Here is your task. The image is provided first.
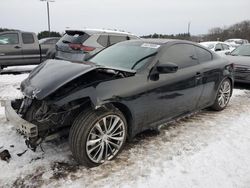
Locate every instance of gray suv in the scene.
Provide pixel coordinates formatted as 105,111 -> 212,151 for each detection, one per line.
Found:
55,29 -> 140,62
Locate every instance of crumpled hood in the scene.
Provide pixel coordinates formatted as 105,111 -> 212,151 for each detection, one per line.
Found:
21,59 -> 97,99
225,55 -> 250,67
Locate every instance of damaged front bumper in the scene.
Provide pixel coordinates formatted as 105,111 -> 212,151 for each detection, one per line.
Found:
1,100 -> 38,138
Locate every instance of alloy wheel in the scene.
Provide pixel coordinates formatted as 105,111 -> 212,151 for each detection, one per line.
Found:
217,80 -> 231,108
86,115 -> 126,164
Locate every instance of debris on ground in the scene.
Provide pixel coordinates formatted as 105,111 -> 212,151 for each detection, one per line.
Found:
17,149 -> 27,157
0,150 -> 11,162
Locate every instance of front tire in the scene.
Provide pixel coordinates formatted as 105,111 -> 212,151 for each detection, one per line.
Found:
211,78 -> 232,111
69,107 -> 127,167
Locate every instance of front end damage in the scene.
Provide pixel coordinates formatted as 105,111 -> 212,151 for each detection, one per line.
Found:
4,97 -> 86,151
3,59 -> 135,151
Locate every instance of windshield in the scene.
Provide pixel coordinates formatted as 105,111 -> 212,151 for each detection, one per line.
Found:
200,43 -> 214,50
231,45 -> 250,56
90,42 -> 159,70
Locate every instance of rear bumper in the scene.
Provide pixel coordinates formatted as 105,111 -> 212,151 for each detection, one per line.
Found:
1,100 -> 38,138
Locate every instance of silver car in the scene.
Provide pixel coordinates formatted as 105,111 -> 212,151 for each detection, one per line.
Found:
55,29 -> 140,62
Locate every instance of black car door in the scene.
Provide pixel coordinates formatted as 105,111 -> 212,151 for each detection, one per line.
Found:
141,43 -> 204,126
194,46 -> 220,108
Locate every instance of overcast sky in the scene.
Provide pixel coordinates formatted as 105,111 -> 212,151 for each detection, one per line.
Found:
1,0 -> 250,36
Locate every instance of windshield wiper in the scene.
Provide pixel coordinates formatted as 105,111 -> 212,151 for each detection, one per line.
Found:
131,52 -> 158,70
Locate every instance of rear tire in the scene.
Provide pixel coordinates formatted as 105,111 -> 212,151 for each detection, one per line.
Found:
69,107 -> 127,167
211,78 -> 232,111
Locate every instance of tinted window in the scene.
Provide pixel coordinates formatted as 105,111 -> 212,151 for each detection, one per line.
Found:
22,33 -> 34,44
109,35 -> 128,45
0,33 -> 19,45
222,44 -> 230,50
160,44 -> 198,69
195,46 -> 212,63
97,35 -> 108,47
215,43 -> 223,51
59,32 -> 89,44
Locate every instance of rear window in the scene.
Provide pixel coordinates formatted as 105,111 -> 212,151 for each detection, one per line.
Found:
97,35 -> 109,47
109,35 -> 128,45
22,33 -> 34,44
60,31 -> 90,44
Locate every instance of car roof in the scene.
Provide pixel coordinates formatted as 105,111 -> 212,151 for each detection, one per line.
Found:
66,28 -> 137,36
137,38 -> 198,45
200,41 -> 228,44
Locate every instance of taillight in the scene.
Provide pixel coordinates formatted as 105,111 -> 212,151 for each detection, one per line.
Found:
69,43 -> 96,52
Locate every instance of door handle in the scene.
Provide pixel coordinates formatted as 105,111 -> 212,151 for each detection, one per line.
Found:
14,46 -> 21,49
0,53 -> 5,56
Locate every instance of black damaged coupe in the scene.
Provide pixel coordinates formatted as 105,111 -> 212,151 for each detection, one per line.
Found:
5,39 -> 234,167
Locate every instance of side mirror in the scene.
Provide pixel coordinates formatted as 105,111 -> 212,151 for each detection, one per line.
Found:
225,51 -> 231,55
156,62 -> 178,74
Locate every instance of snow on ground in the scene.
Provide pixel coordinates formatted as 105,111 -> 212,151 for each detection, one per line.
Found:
1,65 -> 37,74
0,73 -> 250,188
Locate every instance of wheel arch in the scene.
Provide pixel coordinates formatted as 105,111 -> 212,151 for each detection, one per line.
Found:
105,102 -> 134,139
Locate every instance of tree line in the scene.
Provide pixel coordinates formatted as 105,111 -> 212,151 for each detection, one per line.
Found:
203,20 -> 250,42
1,20 -> 250,41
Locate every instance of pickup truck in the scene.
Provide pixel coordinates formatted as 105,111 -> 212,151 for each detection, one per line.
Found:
0,31 -> 54,72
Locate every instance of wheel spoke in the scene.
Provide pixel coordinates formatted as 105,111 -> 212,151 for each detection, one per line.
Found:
110,123 -> 123,135
108,136 -> 124,141
95,123 -> 104,134
107,117 -> 120,134
96,142 -> 105,162
108,140 -> 120,149
87,138 -> 102,146
88,142 -> 102,154
103,117 -> 107,132
110,130 -> 124,137
105,142 -> 108,160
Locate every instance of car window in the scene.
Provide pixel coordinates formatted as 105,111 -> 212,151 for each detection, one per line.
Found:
231,45 -> 250,56
109,35 -> 128,45
195,46 -> 212,63
159,44 -> 198,69
22,33 -> 34,44
129,36 -> 139,40
90,41 -> 158,70
97,35 -> 109,47
0,33 -> 19,45
222,44 -> 230,50
215,43 -> 223,51
59,32 -> 90,44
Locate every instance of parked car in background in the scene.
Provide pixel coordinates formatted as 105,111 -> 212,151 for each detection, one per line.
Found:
39,37 -> 60,51
200,41 -> 234,56
0,31 -> 52,72
4,39 -> 234,167
55,29 -> 140,62
225,44 -> 250,83
224,38 -> 249,48
39,37 -> 61,59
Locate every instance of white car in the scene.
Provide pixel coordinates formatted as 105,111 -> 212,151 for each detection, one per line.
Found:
224,38 -> 249,48
200,41 -> 234,56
